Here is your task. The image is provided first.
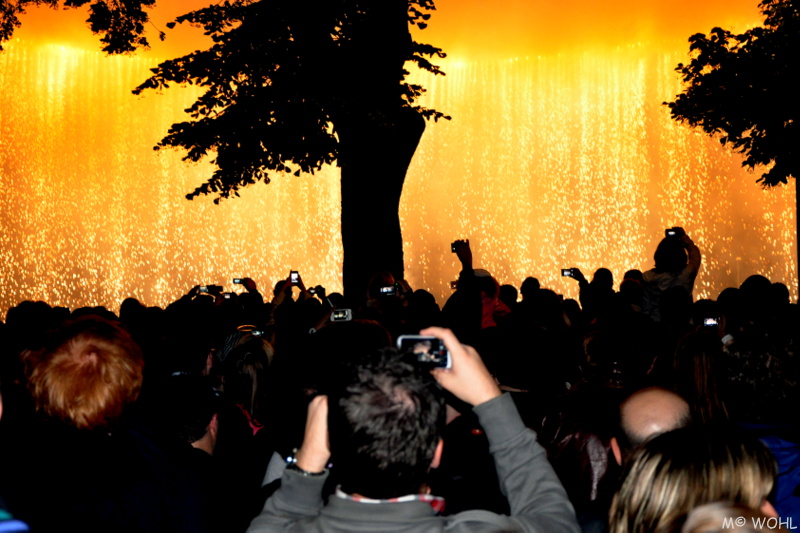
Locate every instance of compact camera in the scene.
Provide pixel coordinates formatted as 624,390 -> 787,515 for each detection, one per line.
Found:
396,335 -> 452,369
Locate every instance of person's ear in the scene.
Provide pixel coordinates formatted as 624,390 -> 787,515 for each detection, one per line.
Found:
430,439 -> 444,469
610,437 -> 622,466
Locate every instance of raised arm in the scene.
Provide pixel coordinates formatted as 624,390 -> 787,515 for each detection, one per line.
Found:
424,327 -> 581,533
246,396 -> 330,532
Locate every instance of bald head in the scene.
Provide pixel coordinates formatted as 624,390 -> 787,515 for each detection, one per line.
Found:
615,387 -> 690,463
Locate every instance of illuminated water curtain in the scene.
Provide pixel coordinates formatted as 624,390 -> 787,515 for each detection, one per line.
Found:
0,43 -> 796,313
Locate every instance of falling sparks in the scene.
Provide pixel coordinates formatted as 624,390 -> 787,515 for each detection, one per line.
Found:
0,40 -> 796,317
401,49 -> 797,303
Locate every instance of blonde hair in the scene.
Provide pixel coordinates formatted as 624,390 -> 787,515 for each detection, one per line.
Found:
682,502 -> 780,533
610,427 -> 775,533
28,316 -> 144,430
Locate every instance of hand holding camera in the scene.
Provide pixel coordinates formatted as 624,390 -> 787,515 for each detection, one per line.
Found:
233,277 -> 258,292
197,284 -> 223,296
289,270 -> 307,293
665,226 -> 686,239
420,327 -> 501,407
397,335 -> 451,369
309,285 -> 326,298
451,239 -> 473,269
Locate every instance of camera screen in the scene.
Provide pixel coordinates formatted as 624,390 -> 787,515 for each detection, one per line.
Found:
561,269 -> 573,277
396,336 -> 451,369
331,309 -> 352,322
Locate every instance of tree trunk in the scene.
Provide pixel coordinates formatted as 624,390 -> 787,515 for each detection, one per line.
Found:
338,106 -> 426,303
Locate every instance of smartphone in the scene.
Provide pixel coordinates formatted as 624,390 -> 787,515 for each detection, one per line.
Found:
396,335 -> 452,369
331,308 -> 353,322
233,278 -> 244,284
561,268 -> 574,278
290,271 -> 299,285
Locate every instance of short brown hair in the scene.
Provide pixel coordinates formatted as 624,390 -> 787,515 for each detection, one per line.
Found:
27,316 -> 144,430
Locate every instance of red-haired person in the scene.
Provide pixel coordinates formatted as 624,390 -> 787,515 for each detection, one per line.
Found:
12,315 -> 214,532
27,315 -> 144,430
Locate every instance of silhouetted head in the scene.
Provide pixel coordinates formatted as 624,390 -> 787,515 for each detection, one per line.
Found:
619,278 -> 644,309
367,271 -> 396,301
304,319 -> 393,393
769,282 -> 790,307
531,289 -> 565,330
520,277 -> 540,300
405,290 -> 442,332
119,298 -> 146,323
654,237 -> 688,273
591,268 -> 614,291
623,269 -> 644,283
157,373 -> 221,448
499,284 -> 518,309
740,274 -> 771,294
473,269 -> 499,299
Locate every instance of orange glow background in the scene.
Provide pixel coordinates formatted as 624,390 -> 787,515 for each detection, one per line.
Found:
8,0 -> 764,65
0,0 -> 795,314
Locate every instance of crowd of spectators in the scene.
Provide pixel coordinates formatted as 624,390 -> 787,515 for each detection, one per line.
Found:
0,227 -> 797,532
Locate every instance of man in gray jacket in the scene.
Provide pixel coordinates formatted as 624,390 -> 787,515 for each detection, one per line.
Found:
247,327 -> 580,533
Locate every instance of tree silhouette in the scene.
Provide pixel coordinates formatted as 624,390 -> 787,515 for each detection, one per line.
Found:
666,0 -> 798,291
2,0 -> 448,299
0,0 -> 158,53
